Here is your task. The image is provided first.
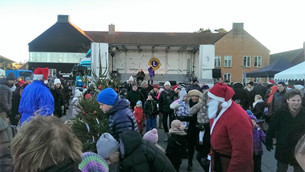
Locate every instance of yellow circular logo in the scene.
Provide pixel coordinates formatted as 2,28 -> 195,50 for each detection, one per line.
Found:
148,57 -> 161,70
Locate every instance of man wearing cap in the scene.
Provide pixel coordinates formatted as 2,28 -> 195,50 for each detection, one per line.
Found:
186,78 -> 202,93
159,81 -> 175,141
207,82 -> 253,172
19,68 -> 54,125
97,88 -> 138,140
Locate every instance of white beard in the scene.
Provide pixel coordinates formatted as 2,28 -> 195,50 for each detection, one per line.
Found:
207,99 -> 220,119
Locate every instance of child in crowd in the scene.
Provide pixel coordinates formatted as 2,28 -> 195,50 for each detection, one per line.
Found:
97,132 -> 176,172
144,93 -> 158,132
166,120 -> 187,172
170,88 -> 190,130
252,95 -> 268,120
71,89 -> 82,118
246,110 -> 266,172
79,152 -> 109,172
133,100 -> 144,135
143,128 -> 165,152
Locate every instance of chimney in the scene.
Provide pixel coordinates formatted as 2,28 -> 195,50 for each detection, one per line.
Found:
232,23 -> 244,32
57,15 -> 69,23
108,24 -> 115,35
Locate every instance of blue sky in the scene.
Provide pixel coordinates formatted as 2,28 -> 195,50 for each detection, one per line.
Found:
0,0 -> 304,62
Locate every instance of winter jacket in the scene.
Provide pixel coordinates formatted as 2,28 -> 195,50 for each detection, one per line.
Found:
266,107 -> 305,165
133,107 -> 144,123
71,97 -> 81,118
149,90 -> 159,103
210,102 -> 253,172
119,131 -> 176,172
271,90 -> 286,115
0,116 -> 13,172
107,96 -> 138,140
126,90 -> 144,110
159,89 -> 175,113
253,126 -> 266,155
252,100 -> 268,119
252,84 -> 267,100
245,87 -> 254,109
232,82 -> 248,109
166,133 -> 188,159
148,67 -> 155,77
136,71 -> 145,80
0,79 -> 12,113
140,85 -> 153,100
51,86 -> 65,117
189,91 -> 209,129
143,99 -> 158,118
19,80 -> 54,125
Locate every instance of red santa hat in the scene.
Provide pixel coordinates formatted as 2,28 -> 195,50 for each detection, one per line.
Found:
268,80 -> 275,85
172,85 -> 179,91
33,68 -> 49,81
208,83 -> 235,108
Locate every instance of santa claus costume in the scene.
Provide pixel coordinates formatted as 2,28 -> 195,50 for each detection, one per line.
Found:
19,68 -> 54,125
208,83 -> 253,172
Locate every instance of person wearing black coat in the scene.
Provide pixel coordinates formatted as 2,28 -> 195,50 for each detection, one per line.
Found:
232,82 -> 248,109
97,131 -> 176,172
166,120 -> 188,172
126,84 -> 145,110
120,130 -> 176,172
159,81 -> 175,138
266,89 -> 305,171
253,82 -> 267,101
51,79 -> 65,117
143,93 -> 158,132
140,80 -> 153,100
136,69 -> 145,84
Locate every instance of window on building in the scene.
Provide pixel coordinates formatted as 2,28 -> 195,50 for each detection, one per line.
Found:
29,52 -> 85,63
242,73 -> 251,85
214,56 -> 221,67
254,56 -> 262,67
49,69 -> 57,77
224,73 -> 231,83
243,56 -> 251,67
224,56 -> 232,67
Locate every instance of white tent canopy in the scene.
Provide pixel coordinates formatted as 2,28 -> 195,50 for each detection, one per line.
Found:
274,61 -> 305,81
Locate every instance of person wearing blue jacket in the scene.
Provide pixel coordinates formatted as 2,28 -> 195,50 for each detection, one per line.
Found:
97,88 -> 138,140
18,68 -> 54,125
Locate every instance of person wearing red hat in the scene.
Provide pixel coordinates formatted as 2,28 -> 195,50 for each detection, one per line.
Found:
207,82 -> 253,172
19,68 -> 54,125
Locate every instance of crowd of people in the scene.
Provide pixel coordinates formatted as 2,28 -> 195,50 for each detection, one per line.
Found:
3,66 -> 305,172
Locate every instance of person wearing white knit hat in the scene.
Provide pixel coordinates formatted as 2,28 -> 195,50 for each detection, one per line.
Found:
207,82 -> 253,171
51,78 -> 65,118
159,81 -> 175,141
